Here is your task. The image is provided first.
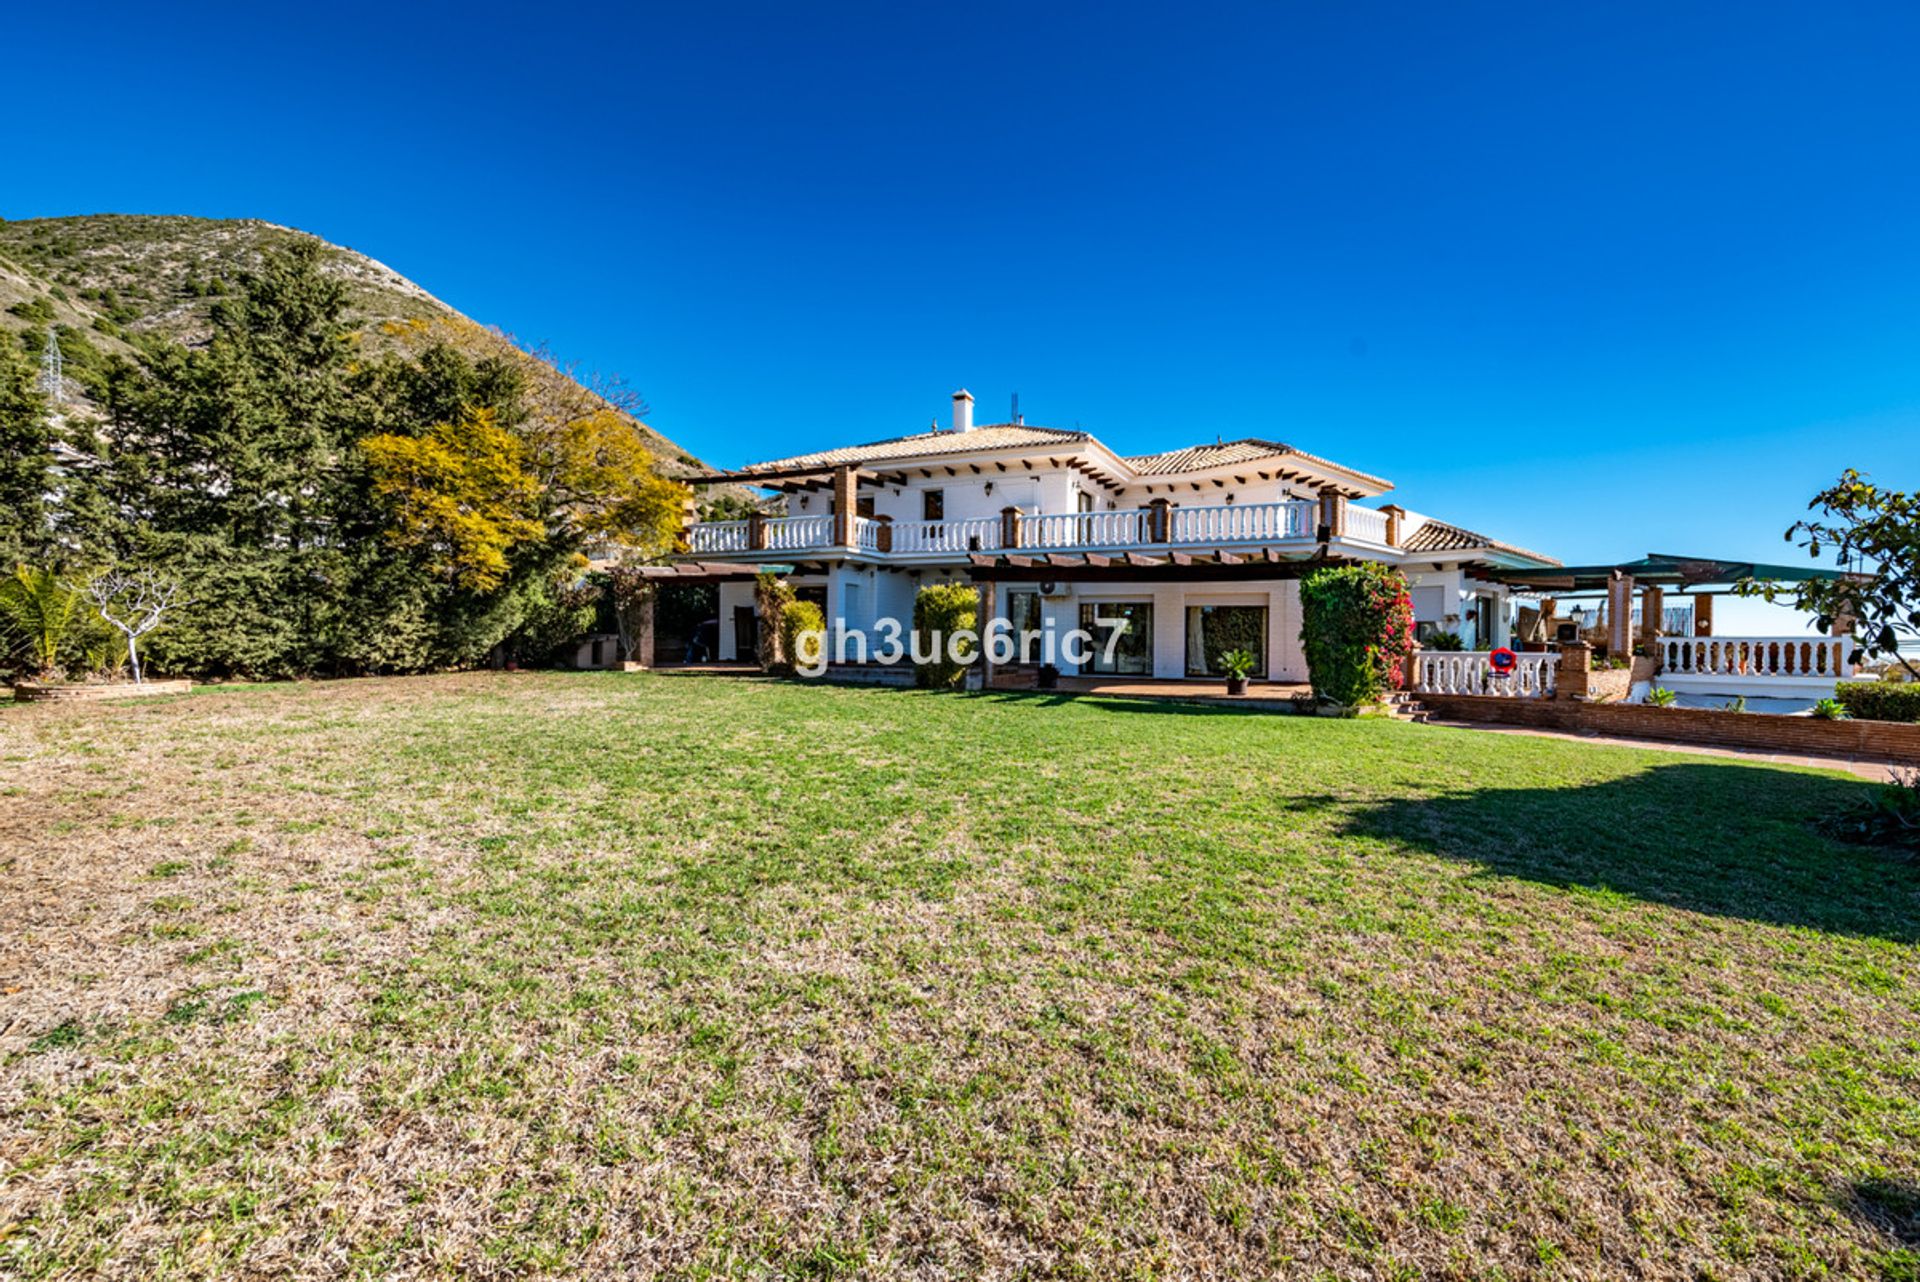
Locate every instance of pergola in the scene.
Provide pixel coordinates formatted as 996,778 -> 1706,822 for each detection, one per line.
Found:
615,562 -> 774,667
1481,553 -> 1864,653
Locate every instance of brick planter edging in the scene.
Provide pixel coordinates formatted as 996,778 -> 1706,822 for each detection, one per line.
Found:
1418,694 -> 1920,766
12,679 -> 194,703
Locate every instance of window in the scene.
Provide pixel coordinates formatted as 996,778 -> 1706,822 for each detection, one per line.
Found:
922,489 -> 944,520
1079,602 -> 1152,675
1185,605 -> 1267,678
1076,490 -> 1094,513
856,494 -> 875,519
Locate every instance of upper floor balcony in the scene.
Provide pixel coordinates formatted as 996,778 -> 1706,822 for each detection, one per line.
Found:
682,496 -> 1399,562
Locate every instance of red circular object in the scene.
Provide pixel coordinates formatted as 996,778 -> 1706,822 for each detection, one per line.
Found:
1489,646 -> 1519,673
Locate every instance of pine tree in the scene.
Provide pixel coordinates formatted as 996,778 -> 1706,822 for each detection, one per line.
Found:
0,343 -> 52,565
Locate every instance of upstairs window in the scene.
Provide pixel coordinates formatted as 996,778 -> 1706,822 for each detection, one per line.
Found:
856,494 -> 875,519
922,489 -> 944,521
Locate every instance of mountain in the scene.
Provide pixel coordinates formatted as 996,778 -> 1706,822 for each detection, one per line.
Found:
0,213 -> 713,477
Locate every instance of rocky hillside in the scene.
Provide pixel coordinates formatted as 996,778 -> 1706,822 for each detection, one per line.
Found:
0,214 -> 711,476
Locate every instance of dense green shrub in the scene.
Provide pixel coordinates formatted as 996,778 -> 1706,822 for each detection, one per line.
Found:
1836,681 -> 1920,723
780,599 -> 827,674
1299,562 -> 1415,707
1423,630 -> 1466,651
7,297 -> 55,325
912,582 -> 977,689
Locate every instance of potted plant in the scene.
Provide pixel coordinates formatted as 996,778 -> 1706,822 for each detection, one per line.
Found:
1217,648 -> 1257,696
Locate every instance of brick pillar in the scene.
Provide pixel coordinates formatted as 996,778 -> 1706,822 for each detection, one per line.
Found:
1380,503 -> 1404,548
1146,498 -> 1171,542
874,514 -> 892,553
1607,571 -> 1634,655
1318,490 -> 1347,540
1000,506 -> 1023,549
626,585 -> 655,670
832,465 -> 858,548
1831,606 -> 1855,636
1693,593 -> 1714,636
747,510 -> 768,551
1556,640 -> 1593,701
1640,585 -> 1665,649
676,496 -> 698,554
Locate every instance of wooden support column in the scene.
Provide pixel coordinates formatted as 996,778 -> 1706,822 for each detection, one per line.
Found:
974,579 -> 997,690
1000,506 -> 1023,550
831,465 -> 858,548
874,514 -> 893,553
1692,592 -> 1714,636
1606,571 -> 1634,655
747,510 -> 768,551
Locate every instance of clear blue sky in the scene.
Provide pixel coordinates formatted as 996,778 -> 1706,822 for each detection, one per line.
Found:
9,2 -> 1917,629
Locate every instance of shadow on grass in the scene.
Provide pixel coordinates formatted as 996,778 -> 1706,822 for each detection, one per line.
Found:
1845,1179 -> 1920,1249
1312,761 -> 1920,942
972,690 -> 1281,716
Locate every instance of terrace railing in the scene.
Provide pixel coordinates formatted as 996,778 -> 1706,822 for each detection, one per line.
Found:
687,519 -> 750,554
887,517 -> 1002,555
1660,636 -> 1853,681
1168,500 -> 1317,544
685,498 -> 1398,558
1412,649 -> 1557,698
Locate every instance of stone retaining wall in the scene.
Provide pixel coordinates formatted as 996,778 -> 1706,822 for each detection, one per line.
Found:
1419,694 -> 1920,766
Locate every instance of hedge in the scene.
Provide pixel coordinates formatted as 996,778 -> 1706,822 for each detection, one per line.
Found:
912,582 -> 977,689
1836,681 -> 1920,723
1299,562 -> 1415,708
780,599 -> 827,675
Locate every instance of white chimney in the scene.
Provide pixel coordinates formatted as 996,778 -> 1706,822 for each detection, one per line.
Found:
951,388 -> 974,434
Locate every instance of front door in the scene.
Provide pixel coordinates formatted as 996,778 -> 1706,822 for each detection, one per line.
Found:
733,606 -> 758,662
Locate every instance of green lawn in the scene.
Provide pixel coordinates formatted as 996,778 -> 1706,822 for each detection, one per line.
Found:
2,672 -> 1917,1279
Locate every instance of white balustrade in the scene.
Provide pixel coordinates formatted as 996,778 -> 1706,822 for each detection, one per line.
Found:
683,495 -> 1389,558
686,519 -> 749,554
762,514 -> 833,551
1342,505 -> 1390,545
1168,500 -> 1316,544
1412,649 -> 1558,698
1023,509 -> 1152,548
1660,636 -> 1853,680
888,517 -> 1001,555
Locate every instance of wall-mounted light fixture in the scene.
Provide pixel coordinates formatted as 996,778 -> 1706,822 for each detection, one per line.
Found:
983,481 -> 994,495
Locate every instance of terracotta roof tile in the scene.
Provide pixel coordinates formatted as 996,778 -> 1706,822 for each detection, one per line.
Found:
1123,438 -> 1391,488
1402,518 -> 1559,565
724,424 -> 1087,476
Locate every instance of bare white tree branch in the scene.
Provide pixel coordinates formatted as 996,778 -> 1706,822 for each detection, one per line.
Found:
79,569 -> 182,684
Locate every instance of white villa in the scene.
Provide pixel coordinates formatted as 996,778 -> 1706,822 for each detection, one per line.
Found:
672,389 -> 1560,683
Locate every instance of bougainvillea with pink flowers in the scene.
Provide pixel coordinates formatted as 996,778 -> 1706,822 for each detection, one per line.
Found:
1299,562 -> 1417,707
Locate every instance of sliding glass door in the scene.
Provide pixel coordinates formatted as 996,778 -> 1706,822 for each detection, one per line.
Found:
1078,602 -> 1152,675
1185,605 -> 1268,678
